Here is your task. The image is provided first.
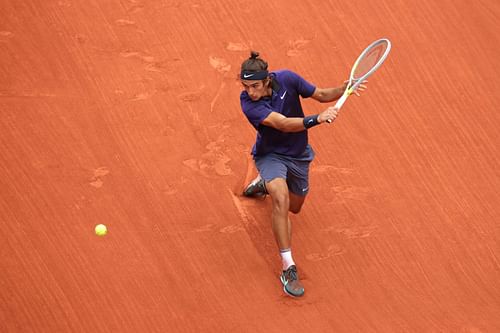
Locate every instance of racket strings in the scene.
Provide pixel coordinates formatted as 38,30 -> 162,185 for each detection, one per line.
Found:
353,43 -> 389,80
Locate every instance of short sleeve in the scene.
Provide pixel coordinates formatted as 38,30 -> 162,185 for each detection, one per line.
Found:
240,92 -> 273,129
285,71 -> 316,98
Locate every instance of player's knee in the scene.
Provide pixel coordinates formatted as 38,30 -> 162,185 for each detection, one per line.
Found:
271,191 -> 289,212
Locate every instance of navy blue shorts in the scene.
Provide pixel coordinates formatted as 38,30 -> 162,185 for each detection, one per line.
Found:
254,145 -> 315,196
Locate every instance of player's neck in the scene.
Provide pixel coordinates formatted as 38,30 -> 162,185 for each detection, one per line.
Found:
266,85 -> 273,97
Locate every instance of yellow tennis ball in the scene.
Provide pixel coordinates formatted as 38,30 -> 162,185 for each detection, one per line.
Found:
95,224 -> 107,236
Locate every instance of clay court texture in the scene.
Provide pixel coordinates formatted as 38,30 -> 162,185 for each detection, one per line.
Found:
1,0 -> 499,332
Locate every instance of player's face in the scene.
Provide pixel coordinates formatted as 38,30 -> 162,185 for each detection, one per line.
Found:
241,79 -> 269,100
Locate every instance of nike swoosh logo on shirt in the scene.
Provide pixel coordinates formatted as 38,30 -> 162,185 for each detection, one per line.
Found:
280,91 -> 287,99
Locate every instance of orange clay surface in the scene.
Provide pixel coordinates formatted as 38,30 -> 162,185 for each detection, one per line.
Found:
1,1 -> 499,332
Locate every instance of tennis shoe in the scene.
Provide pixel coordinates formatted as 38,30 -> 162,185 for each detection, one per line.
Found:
243,178 -> 268,197
280,265 -> 304,297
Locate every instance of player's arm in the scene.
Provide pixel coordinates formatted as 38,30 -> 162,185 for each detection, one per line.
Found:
262,109 -> 338,132
311,81 -> 367,103
310,84 -> 347,103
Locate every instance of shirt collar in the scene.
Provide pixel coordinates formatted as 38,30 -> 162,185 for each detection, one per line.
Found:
270,73 -> 280,93
269,73 -> 281,98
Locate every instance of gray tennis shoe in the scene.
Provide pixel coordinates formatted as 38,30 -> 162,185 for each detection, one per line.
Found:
280,265 -> 305,297
243,178 -> 268,197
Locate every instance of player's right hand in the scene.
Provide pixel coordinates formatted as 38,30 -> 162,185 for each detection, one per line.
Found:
319,106 -> 339,123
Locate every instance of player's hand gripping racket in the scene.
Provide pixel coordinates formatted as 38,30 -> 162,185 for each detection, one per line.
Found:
327,38 -> 391,123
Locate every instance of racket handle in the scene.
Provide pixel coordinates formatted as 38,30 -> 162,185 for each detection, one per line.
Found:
326,93 -> 349,123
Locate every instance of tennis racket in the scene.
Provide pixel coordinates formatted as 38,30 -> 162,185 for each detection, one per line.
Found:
327,38 -> 391,123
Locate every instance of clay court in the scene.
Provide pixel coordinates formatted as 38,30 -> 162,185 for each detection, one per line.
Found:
1,0 -> 499,332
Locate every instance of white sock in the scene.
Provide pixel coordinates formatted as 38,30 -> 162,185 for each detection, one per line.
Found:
280,248 -> 295,271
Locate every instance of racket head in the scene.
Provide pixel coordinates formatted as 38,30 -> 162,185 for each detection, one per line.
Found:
327,39 -> 391,123
350,38 -> 391,83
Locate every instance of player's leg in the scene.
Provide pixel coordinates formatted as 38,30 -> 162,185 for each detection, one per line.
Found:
289,192 -> 306,214
254,154 -> 305,297
286,194 -> 304,257
265,178 -> 291,249
275,147 -> 314,297
266,178 -> 304,297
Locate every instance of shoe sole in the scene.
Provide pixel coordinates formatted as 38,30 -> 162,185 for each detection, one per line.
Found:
243,190 -> 267,197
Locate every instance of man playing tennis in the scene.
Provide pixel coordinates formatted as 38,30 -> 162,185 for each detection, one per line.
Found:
239,51 -> 366,297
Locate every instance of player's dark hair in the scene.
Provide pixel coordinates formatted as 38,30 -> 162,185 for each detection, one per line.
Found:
241,51 -> 268,72
240,51 -> 270,84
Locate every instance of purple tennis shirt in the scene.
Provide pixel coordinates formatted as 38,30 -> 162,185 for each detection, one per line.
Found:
240,70 -> 316,157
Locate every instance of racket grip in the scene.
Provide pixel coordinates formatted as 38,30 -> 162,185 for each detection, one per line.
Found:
326,93 -> 348,123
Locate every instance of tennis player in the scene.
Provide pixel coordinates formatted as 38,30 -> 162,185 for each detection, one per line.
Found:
239,51 -> 366,297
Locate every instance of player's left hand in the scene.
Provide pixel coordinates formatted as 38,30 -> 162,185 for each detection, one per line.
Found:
352,80 -> 368,96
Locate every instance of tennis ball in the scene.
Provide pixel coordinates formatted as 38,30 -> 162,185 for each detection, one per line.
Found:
95,224 -> 107,236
